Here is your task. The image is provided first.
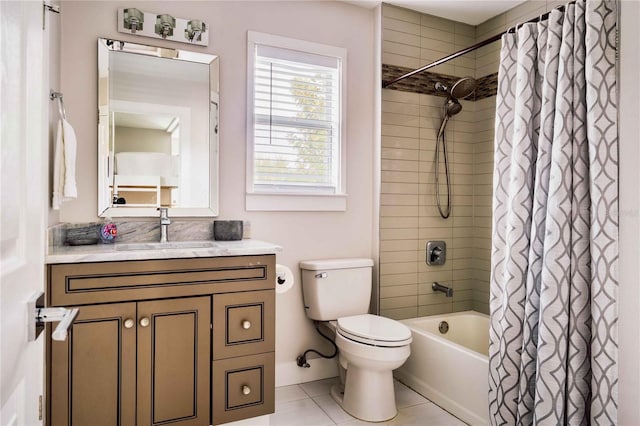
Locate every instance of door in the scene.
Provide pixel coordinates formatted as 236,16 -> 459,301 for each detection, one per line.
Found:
137,297 -> 211,426
48,303 -> 137,426
0,1 -> 47,425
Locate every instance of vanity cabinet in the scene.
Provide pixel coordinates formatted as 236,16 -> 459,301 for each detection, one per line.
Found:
47,255 -> 275,426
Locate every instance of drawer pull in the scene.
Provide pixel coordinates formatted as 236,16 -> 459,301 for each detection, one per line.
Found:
242,320 -> 251,330
242,385 -> 251,395
139,317 -> 150,328
124,319 -> 135,329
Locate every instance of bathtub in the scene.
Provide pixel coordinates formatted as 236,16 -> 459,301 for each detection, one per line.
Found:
395,311 -> 489,425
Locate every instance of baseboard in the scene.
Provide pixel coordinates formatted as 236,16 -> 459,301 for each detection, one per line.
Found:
275,358 -> 339,387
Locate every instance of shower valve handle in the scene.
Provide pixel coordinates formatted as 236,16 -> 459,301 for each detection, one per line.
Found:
426,241 -> 446,266
431,247 -> 442,262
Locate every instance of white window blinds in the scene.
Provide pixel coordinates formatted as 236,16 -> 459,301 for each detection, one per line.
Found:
252,44 -> 342,194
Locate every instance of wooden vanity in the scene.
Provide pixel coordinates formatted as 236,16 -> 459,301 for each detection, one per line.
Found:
46,252 -> 276,426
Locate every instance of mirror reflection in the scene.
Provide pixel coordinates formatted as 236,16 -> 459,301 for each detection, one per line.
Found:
98,38 -> 219,217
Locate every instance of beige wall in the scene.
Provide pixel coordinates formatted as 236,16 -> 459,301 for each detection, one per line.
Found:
58,0 -> 376,385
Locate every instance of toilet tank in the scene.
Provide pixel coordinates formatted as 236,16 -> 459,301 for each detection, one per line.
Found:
299,258 -> 374,321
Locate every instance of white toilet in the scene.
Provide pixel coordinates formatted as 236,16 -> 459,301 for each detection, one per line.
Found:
299,258 -> 412,422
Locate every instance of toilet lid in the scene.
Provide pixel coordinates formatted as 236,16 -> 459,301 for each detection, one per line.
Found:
337,314 -> 412,347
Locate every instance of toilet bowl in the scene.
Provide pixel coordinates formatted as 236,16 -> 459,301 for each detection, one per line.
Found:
299,259 -> 413,422
329,314 -> 412,422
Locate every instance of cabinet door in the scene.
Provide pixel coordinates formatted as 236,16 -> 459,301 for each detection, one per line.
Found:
49,302 -> 137,426
137,297 -> 211,426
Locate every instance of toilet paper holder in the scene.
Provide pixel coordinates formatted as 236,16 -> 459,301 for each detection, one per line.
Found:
275,264 -> 295,294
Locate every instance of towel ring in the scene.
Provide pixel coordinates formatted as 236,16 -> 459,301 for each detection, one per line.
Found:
49,90 -> 67,120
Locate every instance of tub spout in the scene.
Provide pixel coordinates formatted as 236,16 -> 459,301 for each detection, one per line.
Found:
432,282 -> 453,297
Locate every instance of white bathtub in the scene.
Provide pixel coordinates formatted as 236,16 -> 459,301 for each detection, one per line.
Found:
395,311 -> 489,425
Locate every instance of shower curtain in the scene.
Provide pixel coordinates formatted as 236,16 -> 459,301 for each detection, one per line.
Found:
488,1 -> 618,425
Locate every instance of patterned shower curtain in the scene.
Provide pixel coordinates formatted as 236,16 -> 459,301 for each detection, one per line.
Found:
488,1 -> 618,425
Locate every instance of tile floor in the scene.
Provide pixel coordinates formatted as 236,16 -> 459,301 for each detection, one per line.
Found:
222,377 -> 466,426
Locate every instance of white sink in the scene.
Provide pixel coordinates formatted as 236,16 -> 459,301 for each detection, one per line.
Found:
115,241 -> 218,251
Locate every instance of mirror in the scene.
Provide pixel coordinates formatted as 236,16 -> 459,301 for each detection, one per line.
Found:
97,38 -> 219,217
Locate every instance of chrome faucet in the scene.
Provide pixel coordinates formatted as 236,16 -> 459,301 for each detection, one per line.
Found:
432,282 -> 453,297
158,207 -> 171,243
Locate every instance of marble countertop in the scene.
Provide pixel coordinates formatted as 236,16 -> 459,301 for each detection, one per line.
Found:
46,239 -> 282,264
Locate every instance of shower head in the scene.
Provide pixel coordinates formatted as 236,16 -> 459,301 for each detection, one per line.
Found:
434,77 -> 477,100
434,78 -> 475,221
450,77 -> 477,99
436,98 -> 462,140
445,98 -> 462,117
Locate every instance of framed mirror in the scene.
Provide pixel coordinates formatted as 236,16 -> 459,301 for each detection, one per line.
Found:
97,37 -> 219,217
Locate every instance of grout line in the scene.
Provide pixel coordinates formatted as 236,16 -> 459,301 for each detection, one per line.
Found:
308,396 -> 340,426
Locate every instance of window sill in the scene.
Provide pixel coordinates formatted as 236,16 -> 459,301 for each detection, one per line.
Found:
245,192 -> 347,212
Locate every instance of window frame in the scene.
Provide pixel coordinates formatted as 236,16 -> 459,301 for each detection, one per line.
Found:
246,31 -> 347,211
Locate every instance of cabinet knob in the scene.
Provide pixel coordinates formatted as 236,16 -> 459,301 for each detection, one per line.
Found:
242,320 -> 251,330
139,317 -> 150,328
242,385 -> 251,395
124,319 -> 135,329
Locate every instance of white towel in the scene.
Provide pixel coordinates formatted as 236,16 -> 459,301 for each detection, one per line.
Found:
52,119 -> 78,209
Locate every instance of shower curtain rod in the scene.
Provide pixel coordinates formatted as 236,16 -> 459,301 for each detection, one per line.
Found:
382,2 -> 573,89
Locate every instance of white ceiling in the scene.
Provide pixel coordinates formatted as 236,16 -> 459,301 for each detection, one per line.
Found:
387,0 -> 527,25
345,0 -> 528,26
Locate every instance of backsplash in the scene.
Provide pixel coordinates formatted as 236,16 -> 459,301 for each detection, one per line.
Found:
49,220 -> 226,248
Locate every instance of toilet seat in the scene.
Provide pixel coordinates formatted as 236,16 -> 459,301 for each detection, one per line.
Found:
337,314 -> 412,347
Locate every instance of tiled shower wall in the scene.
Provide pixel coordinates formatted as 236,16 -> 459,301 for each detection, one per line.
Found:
380,4 -> 478,319
380,0 -> 566,319
380,1 -> 567,319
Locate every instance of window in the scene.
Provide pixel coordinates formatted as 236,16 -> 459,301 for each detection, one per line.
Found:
247,32 -> 347,211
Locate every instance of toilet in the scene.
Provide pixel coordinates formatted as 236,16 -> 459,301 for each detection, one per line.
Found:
299,258 -> 412,422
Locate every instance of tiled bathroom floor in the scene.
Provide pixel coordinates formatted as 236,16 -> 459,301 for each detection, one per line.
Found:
222,377 -> 466,426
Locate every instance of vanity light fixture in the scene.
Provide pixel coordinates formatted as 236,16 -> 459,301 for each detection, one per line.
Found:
117,8 -> 209,46
185,20 -> 206,43
155,14 -> 176,39
123,8 -> 144,33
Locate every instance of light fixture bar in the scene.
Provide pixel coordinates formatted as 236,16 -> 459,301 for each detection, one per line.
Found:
117,8 -> 209,47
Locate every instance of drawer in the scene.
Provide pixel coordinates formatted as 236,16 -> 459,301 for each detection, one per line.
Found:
212,352 -> 275,425
213,290 -> 275,360
48,255 -> 275,306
